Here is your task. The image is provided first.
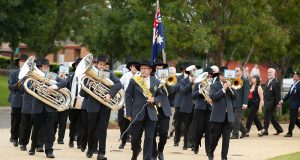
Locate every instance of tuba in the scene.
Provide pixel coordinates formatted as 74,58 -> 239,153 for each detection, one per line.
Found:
75,54 -> 125,110
18,56 -> 72,112
195,72 -> 212,105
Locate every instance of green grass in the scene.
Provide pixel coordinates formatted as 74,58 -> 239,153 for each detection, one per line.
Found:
269,152 -> 300,160
0,75 -> 10,106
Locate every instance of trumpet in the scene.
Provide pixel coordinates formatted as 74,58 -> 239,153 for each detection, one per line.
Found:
223,69 -> 244,95
155,68 -> 177,97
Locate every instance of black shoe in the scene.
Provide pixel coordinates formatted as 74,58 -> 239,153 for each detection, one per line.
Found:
182,145 -> 188,150
208,154 -> 214,160
97,154 -> 107,160
131,150 -> 140,160
188,143 -> 193,148
12,139 -> 18,147
20,145 -> 27,151
77,145 -> 81,149
81,147 -> 86,152
46,152 -> 55,158
230,135 -> 239,139
86,149 -> 93,158
258,130 -> 268,137
174,142 -> 179,146
57,140 -> 64,144
273,130 -> 283,135
29,148 -> 35,155
193,147 -> 199,154
240,133 -> 249,138
158,152 -> 164,160
284,133 -> 292,137
36,147 -> 44,152
169,130 -> 174,137
118,143 -> 125,149
69,141 -> 74,148
94,149 -> 99,154
9,137 -> 13,142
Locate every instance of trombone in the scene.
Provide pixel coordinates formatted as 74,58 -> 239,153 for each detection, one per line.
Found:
223,69 -> 243,95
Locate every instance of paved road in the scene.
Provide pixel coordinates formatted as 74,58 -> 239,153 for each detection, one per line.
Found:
0,108 -> 299,160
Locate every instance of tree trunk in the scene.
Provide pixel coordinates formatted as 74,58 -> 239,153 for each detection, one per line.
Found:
242,45 -> 255,67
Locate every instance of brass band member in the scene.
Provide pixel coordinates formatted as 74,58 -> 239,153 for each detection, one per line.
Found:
8,54 -> 28,146
125,60 -> 161,160
152,59 -> 172,160
28,58 -> 67,158
80,55 -> 122,160
208,67 -> 237,160
118,61 -> 140,149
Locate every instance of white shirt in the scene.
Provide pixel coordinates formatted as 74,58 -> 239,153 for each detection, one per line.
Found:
120,71 -> 138,91
143,77 -> 150,89
290,80 -> 299,93
267,78 -> 275,86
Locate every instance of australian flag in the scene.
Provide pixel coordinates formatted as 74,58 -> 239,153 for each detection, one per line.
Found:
151,2 -> 165,65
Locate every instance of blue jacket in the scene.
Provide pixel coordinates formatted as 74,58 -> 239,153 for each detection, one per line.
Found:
209,81 -> 237,123
173,75 -> 184,108
8,69 -> 23,109
283,81 -> 300,109
179,77 -> 194,113
125,76 -> 161,121
192,82 -> 211,110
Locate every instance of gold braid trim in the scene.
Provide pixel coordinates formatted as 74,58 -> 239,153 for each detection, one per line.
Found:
133,76 -> 158,114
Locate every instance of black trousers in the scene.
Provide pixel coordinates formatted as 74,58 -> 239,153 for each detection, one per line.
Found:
11,108 -> 21,141
69,109 -> 81,144
209,115 -> 232,159
19,113 -> 32,146
232,108 -> 248,136
246,100 -> 263,131
30,111 -> 56,154
87,107 -> 111,155
118,107 -> 130,145
152,109 -> 170,157
54,110 -> 69,142
78,109 -> 88,149
131,112 -> 156,160
263,107 -> 283,132
174,111 -> 193,146
193,109 -> 211,154
288,108 -> 300,134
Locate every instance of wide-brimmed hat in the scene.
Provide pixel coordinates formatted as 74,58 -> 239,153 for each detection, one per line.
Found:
219,66 -> 228,76
153,59 -> 168,69
137,60 -> 155,72
96,55 -> 110,65
126,61 -> 140,70
39,58 -> 50,66
210,65 -> 219,74
15,54 -> 29,65
72,57 -> 82,68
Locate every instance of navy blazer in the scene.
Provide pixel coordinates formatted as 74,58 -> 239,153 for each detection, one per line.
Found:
31,77 -> 68,114
81,71 -> 122,113
283,81 -> 300,109
233,77 -> 250,108
264,79 -> 281,108
8,69 -> 23,109
179,77 -> 194,113
125,76 -> 161,121
192,82 -> 211,110
19,77 -> 33,114
209,81 -> 237,123
159,87 -> 172,117
173,75 -> 184,108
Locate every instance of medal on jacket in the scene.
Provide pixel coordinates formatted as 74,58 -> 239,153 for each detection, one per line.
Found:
270,86 -> 272,90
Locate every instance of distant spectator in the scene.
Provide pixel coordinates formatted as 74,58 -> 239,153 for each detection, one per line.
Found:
250,64 -> 260,77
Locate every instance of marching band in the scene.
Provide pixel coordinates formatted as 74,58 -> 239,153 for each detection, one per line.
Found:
7,53 -> 300,160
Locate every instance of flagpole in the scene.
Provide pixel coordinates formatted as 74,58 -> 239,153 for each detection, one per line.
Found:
156,0 -> 167,64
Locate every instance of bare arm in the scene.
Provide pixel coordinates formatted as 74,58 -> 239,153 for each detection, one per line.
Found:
258,86 -> 264,112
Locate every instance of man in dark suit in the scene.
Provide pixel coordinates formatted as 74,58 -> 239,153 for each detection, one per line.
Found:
126,60 -> 161,160
231,66 -> 250,139
152,60 -> 172,160
8,54 -> 28,147
279,71 -> 300,137
192,68 -> 213,155
208,68 -> 237,160
173,67 -> 187,146
28,58 -> 67,158
174,65 -> 195,150
80,55 -> 122,160
259,68 -> 283,136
